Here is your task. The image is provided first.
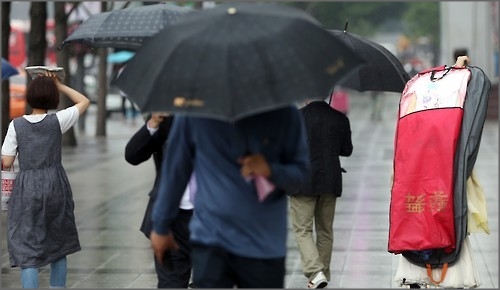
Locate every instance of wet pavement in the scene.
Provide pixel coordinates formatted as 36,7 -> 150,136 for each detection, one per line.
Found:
1,92 -> 498,288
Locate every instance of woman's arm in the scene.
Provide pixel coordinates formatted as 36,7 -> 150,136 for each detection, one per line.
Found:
49,72 -> 90,115
1,122 -> 17,170
1,156 -> 15,170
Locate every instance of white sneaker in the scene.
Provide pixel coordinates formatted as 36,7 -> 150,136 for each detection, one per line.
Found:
308,271 -> 328,289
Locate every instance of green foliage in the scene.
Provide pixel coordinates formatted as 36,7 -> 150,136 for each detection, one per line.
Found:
286,2 -> 410,36
403,2 -> 440,41
286,2 -> 439,40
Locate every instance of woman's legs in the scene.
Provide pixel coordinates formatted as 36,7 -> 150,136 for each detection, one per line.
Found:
49,256 -> 67,288
21,267 -> 39,288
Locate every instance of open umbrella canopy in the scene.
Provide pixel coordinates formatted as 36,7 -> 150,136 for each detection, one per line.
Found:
330,29 -> 410,93
2,58 -> 19,81
59,3 -> 194,50
114,2 -> 365,121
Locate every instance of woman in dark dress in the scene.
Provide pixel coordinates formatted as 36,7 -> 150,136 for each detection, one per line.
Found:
1,72 -> 90,288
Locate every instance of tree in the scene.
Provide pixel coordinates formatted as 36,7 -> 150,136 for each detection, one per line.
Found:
1,2 -> 11,142
287,2 -> 409,36
95,1 -> 108,137
23,2 -> 47,126
64,2 -> 98,134
55,2 -> 78,146
403,2 -> 440,40
403,2 -> 440,66
27,3 -> 47,86
59,2 -> 108,137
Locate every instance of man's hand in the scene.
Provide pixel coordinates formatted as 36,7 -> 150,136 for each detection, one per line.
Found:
147,112 -> 169,129
239,153 -> 271,178
150,231 -> 179,265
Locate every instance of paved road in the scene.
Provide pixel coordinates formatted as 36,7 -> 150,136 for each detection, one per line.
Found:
1,92 -> 498,288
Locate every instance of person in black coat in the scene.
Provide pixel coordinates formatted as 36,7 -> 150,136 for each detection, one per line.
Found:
125,113 -> 193,288
289,100 -> 353,289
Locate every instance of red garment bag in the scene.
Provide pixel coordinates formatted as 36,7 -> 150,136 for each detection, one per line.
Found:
389,66 -> 470,254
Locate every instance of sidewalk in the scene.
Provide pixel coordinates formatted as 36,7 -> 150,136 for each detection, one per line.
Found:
1,93 -> 498,288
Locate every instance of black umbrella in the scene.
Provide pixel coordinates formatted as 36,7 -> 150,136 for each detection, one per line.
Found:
113,2 -> 365,121
330,29 -> 410,93
59,3 -> 193,50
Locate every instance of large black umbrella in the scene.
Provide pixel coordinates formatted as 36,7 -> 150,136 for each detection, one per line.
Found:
113,2 -> 365,121
59,3 -> 193,50
330,29 -> 410,93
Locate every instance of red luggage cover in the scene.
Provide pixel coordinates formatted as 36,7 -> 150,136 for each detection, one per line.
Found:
389,67 -> 470,254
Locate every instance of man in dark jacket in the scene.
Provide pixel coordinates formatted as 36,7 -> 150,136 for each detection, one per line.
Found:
125,113 -> 194,288
289,99 -> 353,289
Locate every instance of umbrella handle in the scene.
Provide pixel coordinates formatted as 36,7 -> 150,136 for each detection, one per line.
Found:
343,20 -> 349,32
328,88 -> 334,105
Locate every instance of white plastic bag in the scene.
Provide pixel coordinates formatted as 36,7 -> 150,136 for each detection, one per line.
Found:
394,236 -> 481,288
1,169 -> 17,211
